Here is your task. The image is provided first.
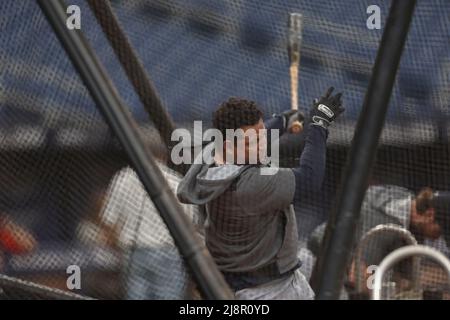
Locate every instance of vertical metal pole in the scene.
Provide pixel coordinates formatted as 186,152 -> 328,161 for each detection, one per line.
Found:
314,0 -> 416,299
37,0 -> 233,299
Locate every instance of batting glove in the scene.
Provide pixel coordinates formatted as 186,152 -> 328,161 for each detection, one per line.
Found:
310,87 -> 345,129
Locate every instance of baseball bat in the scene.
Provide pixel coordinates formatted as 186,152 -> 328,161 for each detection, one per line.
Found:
288,13 -> 304,134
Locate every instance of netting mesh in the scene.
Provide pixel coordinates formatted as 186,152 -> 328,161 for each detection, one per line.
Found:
1,0 -> 450,299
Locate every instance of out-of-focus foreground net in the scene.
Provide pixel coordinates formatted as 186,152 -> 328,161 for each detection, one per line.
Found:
0,0 -> 450,299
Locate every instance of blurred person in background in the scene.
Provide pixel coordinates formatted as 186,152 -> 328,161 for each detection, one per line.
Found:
308,185 -> 450,298
76,189 -> 120,250
83,159 -> 201,300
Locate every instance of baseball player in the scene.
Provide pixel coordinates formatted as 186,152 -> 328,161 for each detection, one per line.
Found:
177,87 -> 344,299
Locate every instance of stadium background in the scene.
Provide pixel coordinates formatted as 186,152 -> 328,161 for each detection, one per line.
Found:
1,0 -> 450,299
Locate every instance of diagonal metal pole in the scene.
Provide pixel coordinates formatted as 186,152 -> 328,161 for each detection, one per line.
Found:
313,0 -> 416,299
86,0 -> 186,174
37,0 -> 233,300
0,274 -> 93,300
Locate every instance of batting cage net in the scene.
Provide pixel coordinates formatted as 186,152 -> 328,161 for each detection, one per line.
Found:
1,0 -> 450,300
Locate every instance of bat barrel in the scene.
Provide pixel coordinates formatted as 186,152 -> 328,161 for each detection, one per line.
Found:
288,13 -> 303,64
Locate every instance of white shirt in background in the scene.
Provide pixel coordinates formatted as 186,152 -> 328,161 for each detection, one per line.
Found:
101,164 -> 199,250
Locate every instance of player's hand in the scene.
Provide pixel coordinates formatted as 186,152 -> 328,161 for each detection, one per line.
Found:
310,87 -> 344,129
281,110 -> 305,133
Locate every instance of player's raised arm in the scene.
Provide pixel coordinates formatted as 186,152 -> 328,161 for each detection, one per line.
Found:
292,87 -> 345,200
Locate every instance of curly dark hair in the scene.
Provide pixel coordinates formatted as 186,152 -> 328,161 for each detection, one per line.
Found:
212,97 -> 263,138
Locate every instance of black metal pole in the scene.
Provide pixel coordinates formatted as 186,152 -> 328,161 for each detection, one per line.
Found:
37,0 -> 233,300
0,274 -> 92,300
85,0 -> 186,174
313,0 -> 416,299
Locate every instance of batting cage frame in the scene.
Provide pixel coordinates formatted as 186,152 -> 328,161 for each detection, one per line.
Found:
37,0 -> 232,300
312,0 -> 417,299
1,0 -> 450,301
0,274 -> 93,300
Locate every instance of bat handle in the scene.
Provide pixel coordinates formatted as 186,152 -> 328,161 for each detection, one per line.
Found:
290,120 -> 303,134
290,62 -> 299,111
289,62 -> 303,134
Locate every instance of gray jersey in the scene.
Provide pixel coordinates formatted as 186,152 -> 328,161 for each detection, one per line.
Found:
206,166 -> 298,274
177,146 -> 299,274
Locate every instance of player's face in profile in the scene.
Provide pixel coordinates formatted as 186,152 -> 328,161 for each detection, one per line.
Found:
411,201 -> 442,239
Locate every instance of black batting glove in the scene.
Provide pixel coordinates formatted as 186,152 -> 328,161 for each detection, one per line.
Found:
310,87 -> 345,129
